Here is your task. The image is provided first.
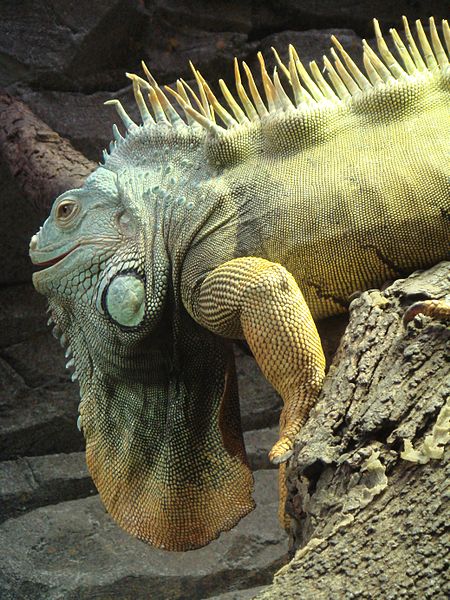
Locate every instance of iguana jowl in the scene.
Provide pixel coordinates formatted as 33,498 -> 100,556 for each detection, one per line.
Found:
29,17 -> 449,551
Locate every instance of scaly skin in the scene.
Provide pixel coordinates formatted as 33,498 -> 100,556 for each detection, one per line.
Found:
30,17 -> 450,551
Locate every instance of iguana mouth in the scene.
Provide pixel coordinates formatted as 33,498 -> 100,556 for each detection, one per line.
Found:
32,244 -> 80,269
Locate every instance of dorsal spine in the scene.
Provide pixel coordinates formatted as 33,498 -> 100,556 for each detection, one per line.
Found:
103,17 -> 449,168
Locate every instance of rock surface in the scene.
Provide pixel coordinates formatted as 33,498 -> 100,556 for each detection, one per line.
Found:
0,296 -> 83,460
0,0 -> 147,92
0,452 -> 96,522
244,427 -> 278,470
0,470 -> 286,600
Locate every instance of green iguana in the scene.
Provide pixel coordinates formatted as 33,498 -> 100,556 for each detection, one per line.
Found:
29,17 -> 449,551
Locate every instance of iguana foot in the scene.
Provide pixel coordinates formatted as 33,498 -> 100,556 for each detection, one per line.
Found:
403,299 -> 450,325
269,410 -> 311,464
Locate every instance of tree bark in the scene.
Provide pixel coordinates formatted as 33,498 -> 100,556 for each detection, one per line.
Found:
256,262 -> 449,600
0,94 -> 95,212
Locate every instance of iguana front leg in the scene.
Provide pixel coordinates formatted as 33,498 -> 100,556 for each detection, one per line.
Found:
192,257 -> 326,464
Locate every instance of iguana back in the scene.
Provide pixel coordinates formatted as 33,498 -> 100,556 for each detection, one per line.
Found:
104,17 -> 449,321
215,78 -> 449,318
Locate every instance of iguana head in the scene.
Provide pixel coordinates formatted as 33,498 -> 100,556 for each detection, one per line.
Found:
30,165 -> 169,333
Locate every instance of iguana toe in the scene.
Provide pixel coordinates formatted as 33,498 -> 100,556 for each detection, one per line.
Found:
403,299 -> 450,326
269,437 -> 295,464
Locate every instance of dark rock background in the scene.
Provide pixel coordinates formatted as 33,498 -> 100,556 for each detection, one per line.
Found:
0,2 -> 447,599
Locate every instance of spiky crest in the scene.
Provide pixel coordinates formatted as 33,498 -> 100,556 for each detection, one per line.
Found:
102,17 -> 449,164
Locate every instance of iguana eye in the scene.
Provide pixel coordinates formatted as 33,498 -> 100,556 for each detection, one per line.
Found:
55,199 -> 79,226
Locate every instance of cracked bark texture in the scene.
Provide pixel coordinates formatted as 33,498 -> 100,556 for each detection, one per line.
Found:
255,262 -> 449,600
